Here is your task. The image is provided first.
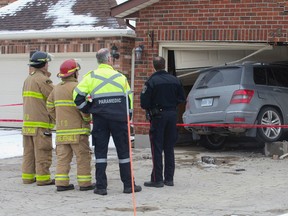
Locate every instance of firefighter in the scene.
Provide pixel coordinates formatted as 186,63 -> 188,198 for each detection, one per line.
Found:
140,56 -> 186,188
73,48 -> 142,195
22,51 -> 55,186
47,59 -> 95,192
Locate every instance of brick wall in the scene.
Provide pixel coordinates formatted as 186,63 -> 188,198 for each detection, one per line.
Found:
133,0 -> 288,134
0,36 -> 135,76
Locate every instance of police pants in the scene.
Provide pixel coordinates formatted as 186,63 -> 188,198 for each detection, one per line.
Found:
55,135 -> 92,187
92,115 -> 132,189
149,110 -> 178,182
22,128 -> 53,185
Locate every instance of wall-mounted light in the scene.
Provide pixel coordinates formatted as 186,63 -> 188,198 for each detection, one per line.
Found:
111,44 -> 120,61
135,45 -> 144,60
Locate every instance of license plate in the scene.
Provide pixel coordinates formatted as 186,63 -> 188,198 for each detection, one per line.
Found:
201,98 -> 213,107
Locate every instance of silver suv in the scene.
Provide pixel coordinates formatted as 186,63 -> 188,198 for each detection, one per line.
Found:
182,62 -> 288,150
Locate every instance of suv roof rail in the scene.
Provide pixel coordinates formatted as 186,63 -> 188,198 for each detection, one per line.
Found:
270,61 -> 288,65
241,61 -> 258,65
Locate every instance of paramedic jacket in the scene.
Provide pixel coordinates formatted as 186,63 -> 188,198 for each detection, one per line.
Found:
73,64 -> 133,122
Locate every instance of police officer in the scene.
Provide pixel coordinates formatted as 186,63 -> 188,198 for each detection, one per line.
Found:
47,59 -> 95,192
22,51 -> 55,186
140,56 -> 185,188
73,48 -> 141,195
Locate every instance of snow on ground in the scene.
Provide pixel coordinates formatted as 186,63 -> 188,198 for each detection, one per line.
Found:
0,128 -> 116,159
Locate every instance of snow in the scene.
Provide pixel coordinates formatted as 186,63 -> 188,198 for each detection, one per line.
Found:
0,128 -> 116,159
0,128 -> 23,159
0,0 -> 132,33
0,0 -> 34,17
116,0 -> 128,4
0,0 -> 129,17
45,0 -> 99,27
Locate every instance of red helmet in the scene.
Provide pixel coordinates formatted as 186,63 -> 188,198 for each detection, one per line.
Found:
58,59 -> 80,78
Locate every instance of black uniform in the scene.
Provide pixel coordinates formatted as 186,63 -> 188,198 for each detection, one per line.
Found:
140,70 -> 185,183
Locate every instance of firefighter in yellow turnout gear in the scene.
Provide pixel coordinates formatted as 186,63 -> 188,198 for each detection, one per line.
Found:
22,51 -> 55,186
47,59 -> 95,191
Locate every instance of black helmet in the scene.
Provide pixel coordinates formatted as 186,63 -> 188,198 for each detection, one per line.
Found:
29,51 -> 52,66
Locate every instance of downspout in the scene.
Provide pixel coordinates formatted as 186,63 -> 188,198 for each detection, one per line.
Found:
126,20 -> 136,31
130,48 -> 136,146
131,48 -> 135,93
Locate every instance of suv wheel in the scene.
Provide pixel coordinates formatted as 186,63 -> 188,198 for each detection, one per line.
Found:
256,107 -> 283,142
200,134 -> 226,150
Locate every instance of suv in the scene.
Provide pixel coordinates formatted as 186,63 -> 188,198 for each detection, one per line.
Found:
182,62 -> 288,150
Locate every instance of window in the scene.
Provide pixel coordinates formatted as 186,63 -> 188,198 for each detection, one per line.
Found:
271,66 -> 288,88
253,67 -> 267,85
196,67 -> 241,89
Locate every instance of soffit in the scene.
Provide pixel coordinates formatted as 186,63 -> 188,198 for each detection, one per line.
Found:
111,0 -> 159,19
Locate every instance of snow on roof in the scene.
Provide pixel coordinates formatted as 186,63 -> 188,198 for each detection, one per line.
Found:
115,0 -> 128,5
0,0 -> 135,39
0,0 -> 34,17
45,0 -> 99,27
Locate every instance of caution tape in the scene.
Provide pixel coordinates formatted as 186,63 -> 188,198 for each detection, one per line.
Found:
0,119 -> 288,128
0,119 -> 23,122
0,103 -> 287,128
0,103 -> 23,107
132,122 -> 288,128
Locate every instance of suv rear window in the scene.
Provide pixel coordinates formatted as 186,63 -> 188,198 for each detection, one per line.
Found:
196,67 -> 242,89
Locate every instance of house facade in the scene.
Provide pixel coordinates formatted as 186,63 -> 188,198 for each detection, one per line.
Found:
112,0 -> 288,139
0,0 -> 136,127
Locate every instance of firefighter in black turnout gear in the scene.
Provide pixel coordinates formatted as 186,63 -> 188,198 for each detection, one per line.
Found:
141,56 -> 185,188
73,48 -> 141,195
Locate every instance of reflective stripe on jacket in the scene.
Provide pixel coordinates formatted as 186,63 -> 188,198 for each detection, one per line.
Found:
47,77 -> 91,144
22,69 -> 54,132
73,64 -> 133,122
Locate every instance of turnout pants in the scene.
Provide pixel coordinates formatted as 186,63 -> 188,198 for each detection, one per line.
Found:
55,135 -> 92,187
149,111 -> 178,182
92,115 -> 132,189
22,128 -> 53,185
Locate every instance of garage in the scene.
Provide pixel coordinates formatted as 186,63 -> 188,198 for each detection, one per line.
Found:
0,52 -> 98,127
158,42 -> 288,86
155,42 -> 288,143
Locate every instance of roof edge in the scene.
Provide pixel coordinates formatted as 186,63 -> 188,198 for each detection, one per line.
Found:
0,29 -> 136,40
111,0 -> 159,18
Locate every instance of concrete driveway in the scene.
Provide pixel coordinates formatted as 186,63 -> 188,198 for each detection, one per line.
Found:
1,143 -> 288,216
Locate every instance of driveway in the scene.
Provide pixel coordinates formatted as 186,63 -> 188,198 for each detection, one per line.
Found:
1,143 -> 288,216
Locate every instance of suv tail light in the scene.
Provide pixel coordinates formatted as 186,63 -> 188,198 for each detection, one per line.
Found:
230,89 -> 254,104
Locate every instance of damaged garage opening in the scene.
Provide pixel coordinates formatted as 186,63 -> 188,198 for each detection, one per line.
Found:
159,42 -> 288,143
159,42 -> 288,87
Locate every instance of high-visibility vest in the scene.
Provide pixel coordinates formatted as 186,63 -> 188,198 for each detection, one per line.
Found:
73,64 -> 133,122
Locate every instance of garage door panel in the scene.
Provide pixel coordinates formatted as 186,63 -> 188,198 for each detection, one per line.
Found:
174,50 -> 253,69
0,53 -> 97,127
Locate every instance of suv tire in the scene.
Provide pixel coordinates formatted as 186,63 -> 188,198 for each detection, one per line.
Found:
200,134 -> 226,150
256,107 -> 283,142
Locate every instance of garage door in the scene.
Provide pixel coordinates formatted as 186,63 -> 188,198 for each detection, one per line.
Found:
0,52 -> 97,127
159,42 -> 288,86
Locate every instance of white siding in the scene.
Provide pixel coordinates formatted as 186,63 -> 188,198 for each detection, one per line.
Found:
0,52 -> 98,127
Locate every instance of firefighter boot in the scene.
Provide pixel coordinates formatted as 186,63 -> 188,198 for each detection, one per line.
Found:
57,184 -> 75,192
80,183 -> 96,191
